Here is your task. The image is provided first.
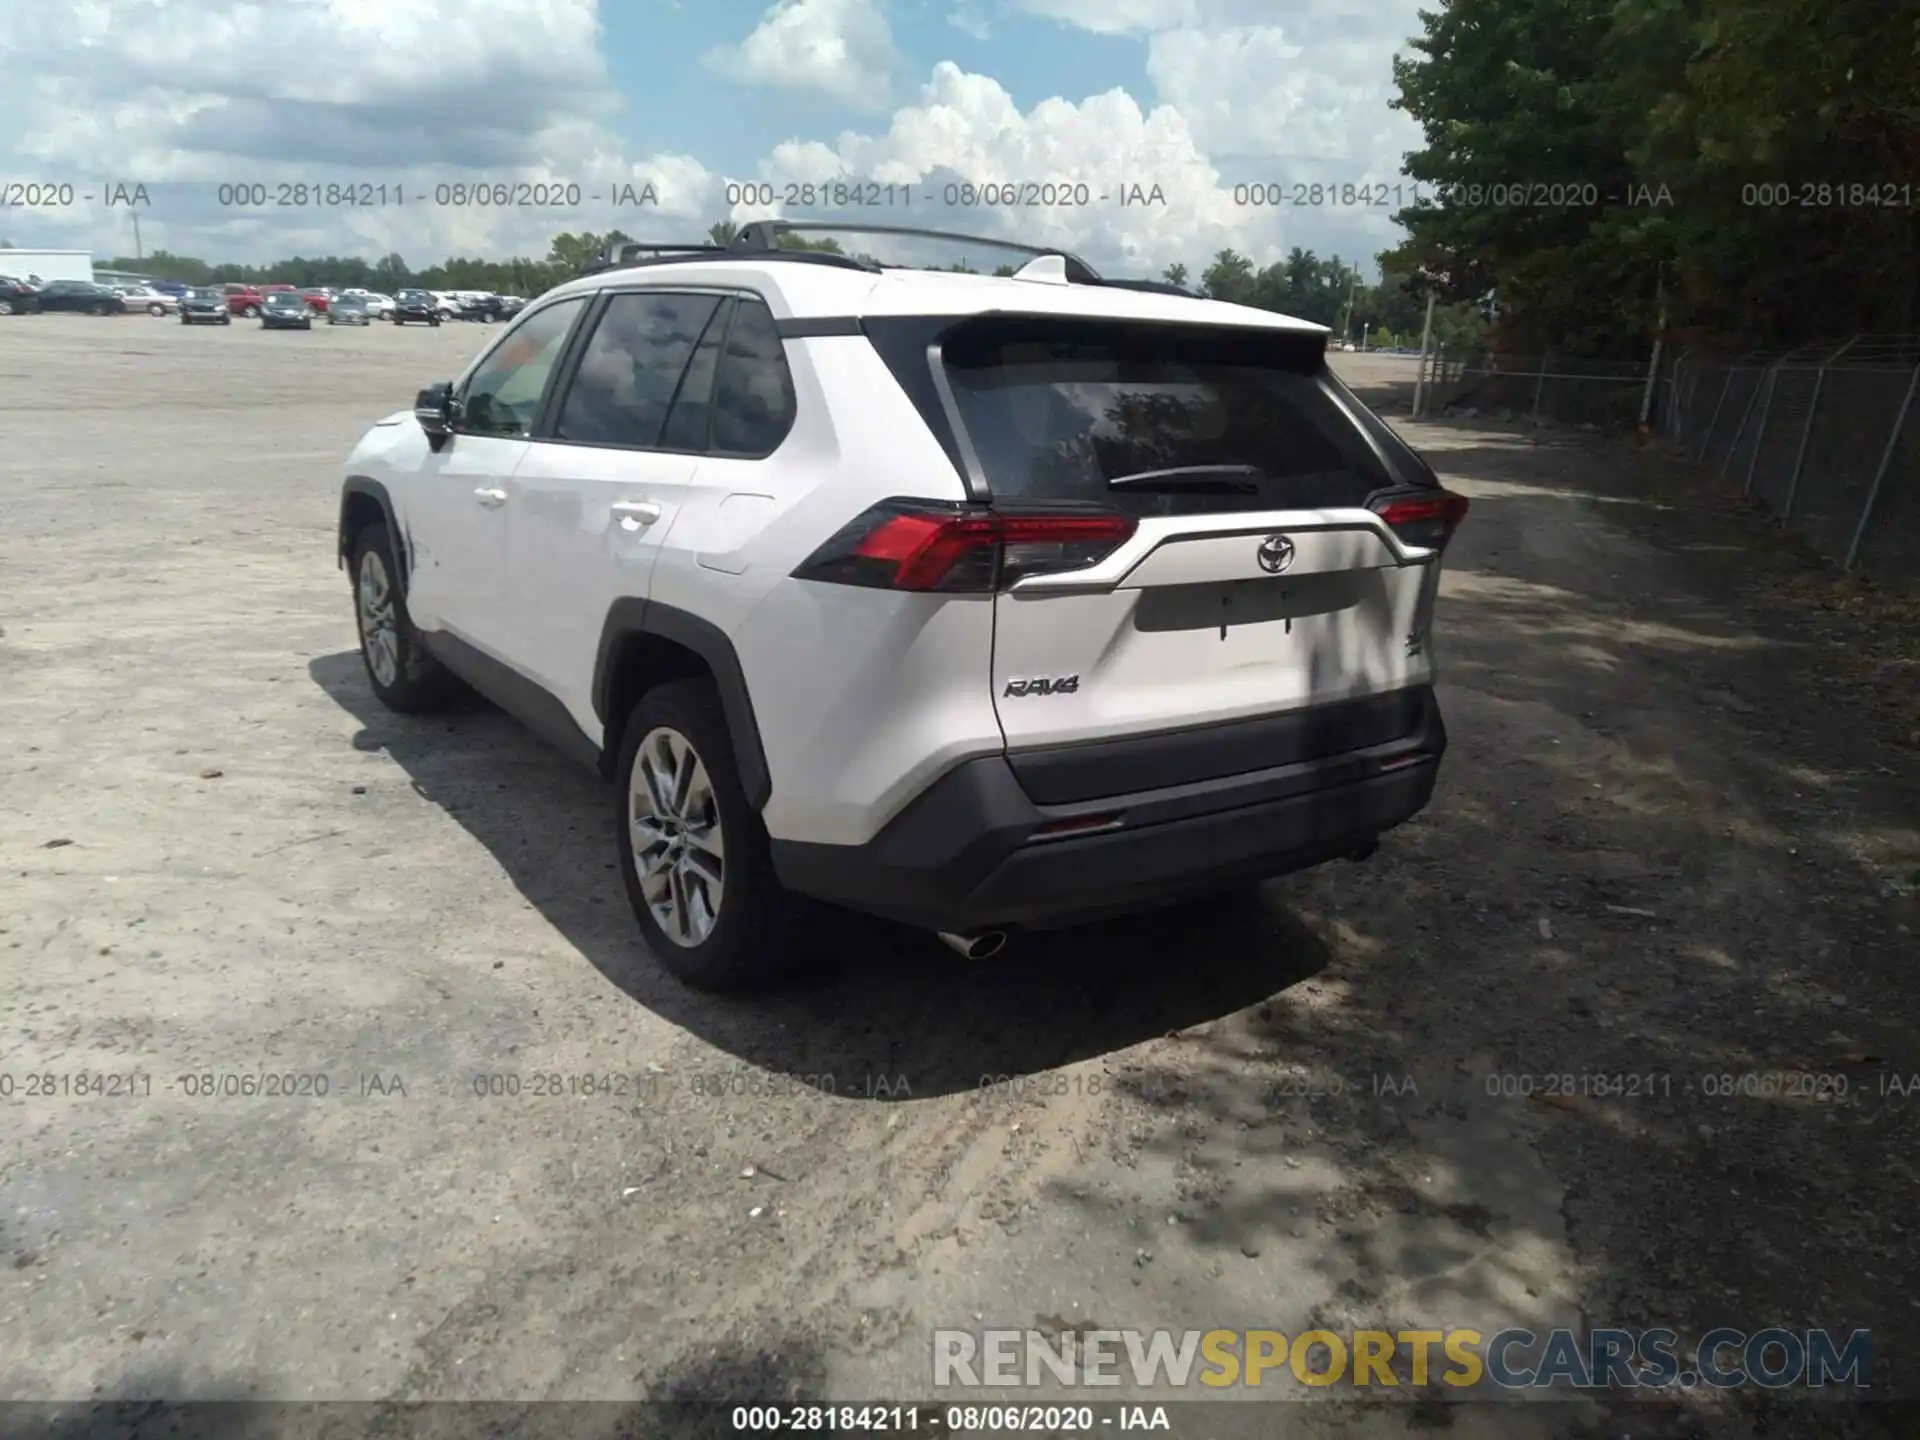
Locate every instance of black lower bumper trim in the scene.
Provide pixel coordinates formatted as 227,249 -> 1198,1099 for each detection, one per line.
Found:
770,690 -> 1445,932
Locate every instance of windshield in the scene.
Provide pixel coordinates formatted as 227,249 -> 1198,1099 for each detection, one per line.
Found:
267,293 -> 302,306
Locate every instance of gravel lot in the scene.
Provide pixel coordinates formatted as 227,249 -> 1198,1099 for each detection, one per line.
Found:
2,314 -> 1916,1438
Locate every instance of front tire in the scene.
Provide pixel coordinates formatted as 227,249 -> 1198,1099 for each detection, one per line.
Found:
149,303 -> 165,316
615,680 -> 797,990
349,522 -> 460,714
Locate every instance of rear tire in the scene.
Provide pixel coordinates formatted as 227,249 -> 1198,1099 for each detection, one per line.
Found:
615,679 -> 798,991
349,522 -> 461,714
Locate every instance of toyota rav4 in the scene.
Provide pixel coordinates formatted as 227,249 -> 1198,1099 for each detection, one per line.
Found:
336,222 -> 1465,991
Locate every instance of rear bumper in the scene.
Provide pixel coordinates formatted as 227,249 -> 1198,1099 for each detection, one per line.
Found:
770,686 -> 1446,933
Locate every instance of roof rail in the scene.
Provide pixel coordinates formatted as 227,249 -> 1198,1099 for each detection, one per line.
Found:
728,219 -> 1105,283
583,237 -> 878,277
579,220 -> 1192,295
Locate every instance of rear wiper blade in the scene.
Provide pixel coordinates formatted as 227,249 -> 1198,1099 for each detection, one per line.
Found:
1105,464 -> 1265,493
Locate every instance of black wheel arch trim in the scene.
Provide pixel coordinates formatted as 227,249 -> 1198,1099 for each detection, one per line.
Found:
593,599 -> 771,810
338,476 -> 410,585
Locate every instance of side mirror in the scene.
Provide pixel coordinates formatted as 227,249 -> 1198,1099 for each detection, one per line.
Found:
414,382 -> 455,437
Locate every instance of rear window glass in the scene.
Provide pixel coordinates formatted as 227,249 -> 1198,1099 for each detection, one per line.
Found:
940,320 -> 1398,515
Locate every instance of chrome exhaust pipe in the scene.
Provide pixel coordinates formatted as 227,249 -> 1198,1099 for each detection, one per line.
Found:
938,930 -> 1008,960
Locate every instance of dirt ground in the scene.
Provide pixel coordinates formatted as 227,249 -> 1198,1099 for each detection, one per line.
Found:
1,317 -> 1917,1439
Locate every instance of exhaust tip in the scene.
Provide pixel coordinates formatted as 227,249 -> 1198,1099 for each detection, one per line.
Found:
938,930 -> 1008,960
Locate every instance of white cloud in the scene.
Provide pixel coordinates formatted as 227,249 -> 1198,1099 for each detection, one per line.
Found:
706,0 -> 899,110
1013,0 -> 1199,37
1146,26 -> 1408,162
946,3 -> 993,41
0,0 -> 1426,275
0,0 -> 730,262
741,61 -> 1293,277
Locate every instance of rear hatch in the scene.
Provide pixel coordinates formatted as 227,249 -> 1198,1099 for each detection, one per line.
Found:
896,314 -> 1462,801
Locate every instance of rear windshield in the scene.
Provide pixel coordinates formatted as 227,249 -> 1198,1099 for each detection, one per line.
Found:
937,318 -> 1411,515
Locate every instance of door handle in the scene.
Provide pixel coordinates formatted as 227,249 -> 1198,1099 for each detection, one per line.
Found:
474,487 -> 508,508
611,500 -> 662,530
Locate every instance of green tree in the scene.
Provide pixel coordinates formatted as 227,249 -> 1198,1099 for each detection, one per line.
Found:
1200,249 -> 1256,303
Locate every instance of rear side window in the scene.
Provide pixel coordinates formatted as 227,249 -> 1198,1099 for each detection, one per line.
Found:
659,299 -> 732,451
709,298 -> 796,455
939,319 -> 1400,515
555,291 -> 722,448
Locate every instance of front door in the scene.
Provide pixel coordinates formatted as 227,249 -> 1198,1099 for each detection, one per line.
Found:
404,296 -> 589,654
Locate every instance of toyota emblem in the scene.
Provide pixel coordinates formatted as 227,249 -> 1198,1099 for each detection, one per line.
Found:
1256,534 -> 1296,574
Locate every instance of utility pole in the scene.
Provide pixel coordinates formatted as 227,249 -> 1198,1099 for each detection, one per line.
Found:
1639,272 -> 1668,429
1341,270 -> 1359,343
132,212 -> 143,263
1412,290 -> 1438,418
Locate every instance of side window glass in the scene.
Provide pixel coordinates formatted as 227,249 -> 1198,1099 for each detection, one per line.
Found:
709,298 -> 796,455
555,292 -> 721,448
458,297 -> 587,437
658,300 -> 732,451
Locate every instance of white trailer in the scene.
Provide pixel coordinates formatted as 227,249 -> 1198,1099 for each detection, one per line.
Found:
0,249 -> 94,283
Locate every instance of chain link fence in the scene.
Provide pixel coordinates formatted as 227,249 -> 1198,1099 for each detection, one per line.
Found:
1665,337 -> 1920,575
1414,348 -> 1660,430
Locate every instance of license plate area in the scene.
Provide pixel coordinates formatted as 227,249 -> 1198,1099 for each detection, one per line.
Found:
1131,572 -> 1368,635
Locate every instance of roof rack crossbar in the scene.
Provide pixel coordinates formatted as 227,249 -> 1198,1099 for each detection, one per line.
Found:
727,219 -> 1105,282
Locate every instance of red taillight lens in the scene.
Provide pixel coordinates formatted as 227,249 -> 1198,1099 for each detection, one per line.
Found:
794,500 -> 1137,592
1370,489 -> 1469,551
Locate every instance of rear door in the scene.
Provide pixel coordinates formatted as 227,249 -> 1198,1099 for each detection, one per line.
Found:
930,316 -> 1456,767
500,288 -> 729,728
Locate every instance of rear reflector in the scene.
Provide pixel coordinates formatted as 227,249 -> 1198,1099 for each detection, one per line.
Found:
1370,489 -> 1469,551
792,500 -> 1137,592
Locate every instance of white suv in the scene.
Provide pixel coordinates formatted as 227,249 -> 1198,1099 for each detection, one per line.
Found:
336,222 -> 1466,990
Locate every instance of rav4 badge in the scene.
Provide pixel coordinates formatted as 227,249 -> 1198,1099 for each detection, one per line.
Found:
1003,676 -> 1080,697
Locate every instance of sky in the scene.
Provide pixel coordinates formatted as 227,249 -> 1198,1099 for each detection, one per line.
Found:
0,0 -> 1432,280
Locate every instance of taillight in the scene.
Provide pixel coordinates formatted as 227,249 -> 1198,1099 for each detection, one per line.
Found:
1370,489 -> 1469,551
791,500 -> 1137,592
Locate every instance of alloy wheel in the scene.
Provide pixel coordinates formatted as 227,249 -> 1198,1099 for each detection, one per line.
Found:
629,727 -> 727,947
356,550 -> 400,687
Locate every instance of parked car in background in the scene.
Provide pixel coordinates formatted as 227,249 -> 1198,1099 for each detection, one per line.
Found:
262,283 -> 298,296
0,276 -> 43,314
301,287 -> 334,313
222,284 -> 266,318
390,290 -> 440,326
453,292 -> 506,321
496,294 -> 528,318
179,287 -> 231,325
149,281 -> 190,299
261,291 -> 314,330
430,291 -> 463,320
115,285 -> 178,316
327,295 -> 372,326
361,292 -> 396,319
35,280 -> 124,315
